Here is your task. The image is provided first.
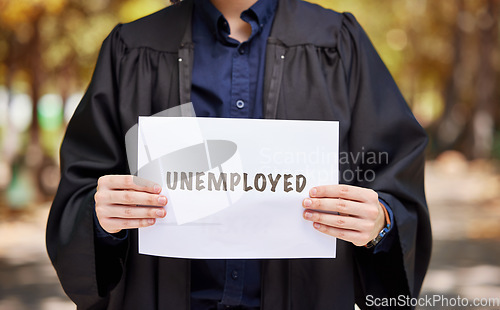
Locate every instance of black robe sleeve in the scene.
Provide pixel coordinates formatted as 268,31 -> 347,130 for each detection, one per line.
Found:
338,13 -> 432,307
46,25 -> 129,308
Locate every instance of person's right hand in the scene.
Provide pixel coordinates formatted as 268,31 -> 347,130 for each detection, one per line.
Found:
94,175 -> 167,234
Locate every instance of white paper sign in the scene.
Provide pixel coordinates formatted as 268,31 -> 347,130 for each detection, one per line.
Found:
138,117 -> 339,259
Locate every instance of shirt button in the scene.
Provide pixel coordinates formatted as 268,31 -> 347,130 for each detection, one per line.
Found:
231,270 -> 238,280
235,100 -> 245,109
238,47 -> 245,55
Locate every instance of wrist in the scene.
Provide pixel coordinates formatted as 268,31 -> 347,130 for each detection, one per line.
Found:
365,202 -> 391,249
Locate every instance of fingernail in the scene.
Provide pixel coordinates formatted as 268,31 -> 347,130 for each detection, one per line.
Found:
156,209 -> 165,217
154,185 -> 161,193
303,198 -> 312,207
148,219 -> 155,224
158,196 -> 167,205
304,211 -> 312,219
313,222 -> 321,229
310,188 -> 317,197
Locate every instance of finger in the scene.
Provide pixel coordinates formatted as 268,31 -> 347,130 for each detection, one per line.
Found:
303,210 -> 366,232
100,218 -> 157,233
108,190 -> 167,206
98,175 -> 161,194
302,197 -> 365,217
99,205 -> 166,219
310,184 -> 378,203
312,222 -> 370,246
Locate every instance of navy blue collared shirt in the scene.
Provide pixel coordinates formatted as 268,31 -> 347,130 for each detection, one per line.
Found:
191,0 -> 276,119
190,0 -> 277,308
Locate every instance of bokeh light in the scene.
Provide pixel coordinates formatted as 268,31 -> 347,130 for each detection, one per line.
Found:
8,94 -> 33,132
37,94 -> 63,131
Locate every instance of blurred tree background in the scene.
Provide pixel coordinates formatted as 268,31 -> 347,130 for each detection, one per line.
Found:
0,0 -> 499,212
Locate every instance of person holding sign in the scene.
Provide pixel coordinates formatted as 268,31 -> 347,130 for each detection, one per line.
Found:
46,0 -> 431,309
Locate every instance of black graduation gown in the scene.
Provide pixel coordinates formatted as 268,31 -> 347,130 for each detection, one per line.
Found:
46,0 -> 432,309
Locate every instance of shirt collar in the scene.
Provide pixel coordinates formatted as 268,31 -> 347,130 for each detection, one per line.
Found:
248,0 -> 277,29
195,0 -> 277,43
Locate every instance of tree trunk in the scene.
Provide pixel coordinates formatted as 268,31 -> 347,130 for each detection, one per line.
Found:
468,0 -> 499,159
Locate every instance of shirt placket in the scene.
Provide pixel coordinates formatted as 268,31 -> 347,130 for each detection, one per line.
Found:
219,260 -> 246,306
230,42 -> 251,118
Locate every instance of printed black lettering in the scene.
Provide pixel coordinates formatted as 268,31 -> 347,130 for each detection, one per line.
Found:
243,173 -> 253,192
296,174 -> 306,193
254,173 -> 267,192
208,172 -> 228,191
230,173 -> 241,191
196,172 -> 205,191
180,172 -> 193,190
283,174 -> 293,193
166,172 -> 178,190
267,174 -> 281,192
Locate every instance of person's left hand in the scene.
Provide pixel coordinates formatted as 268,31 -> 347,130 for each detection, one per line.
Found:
302,185 -> 386,247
